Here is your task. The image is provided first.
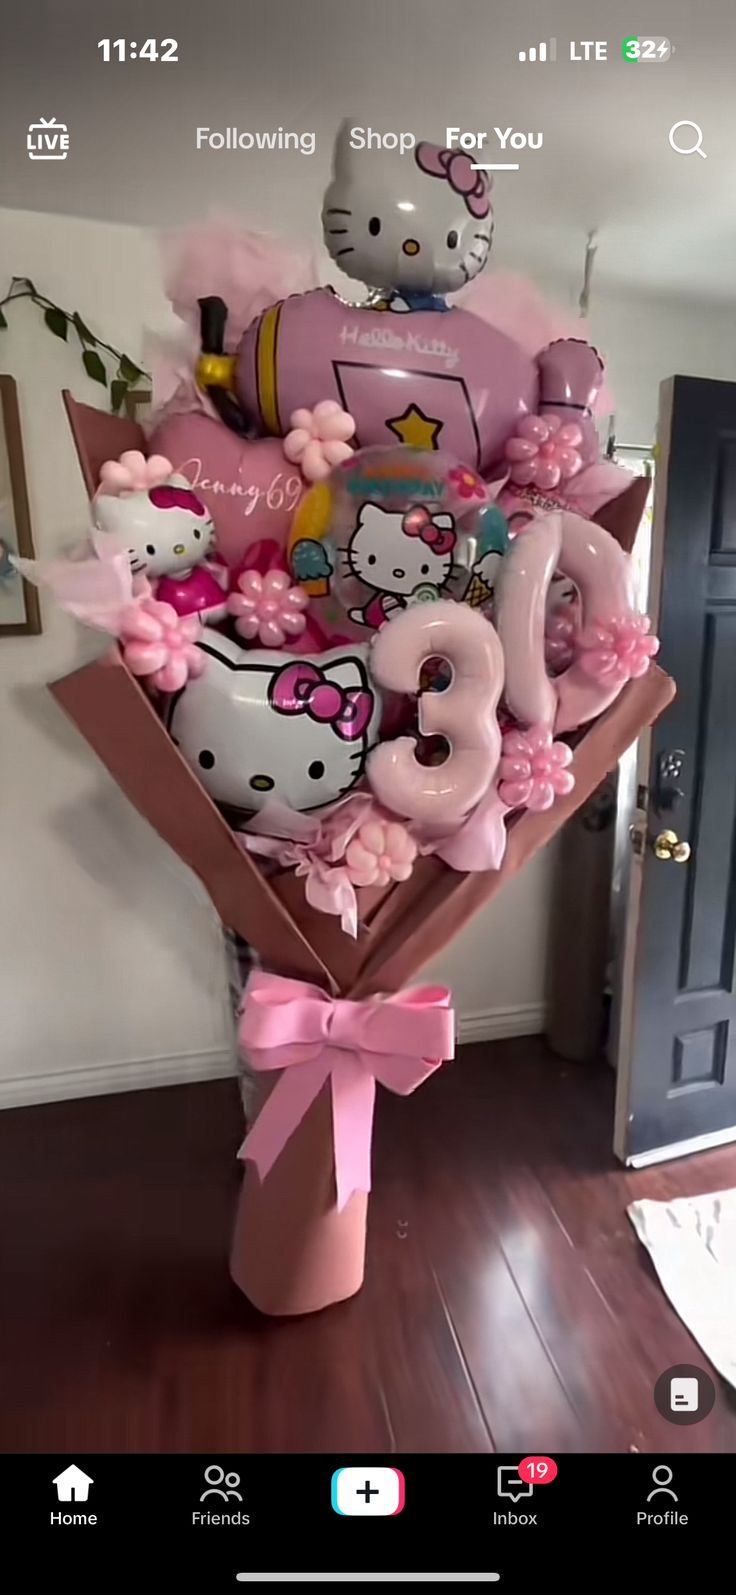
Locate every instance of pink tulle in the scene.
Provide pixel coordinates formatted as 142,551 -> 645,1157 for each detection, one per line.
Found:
238,793 -> 390,938
576,613 -> 660,685
456,272 -> 615,416
118,599 -> 205,693
161,220 -> 321,347
497,724 -> 575,812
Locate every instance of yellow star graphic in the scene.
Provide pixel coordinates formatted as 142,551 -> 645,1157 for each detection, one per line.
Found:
386,404 -> 443,450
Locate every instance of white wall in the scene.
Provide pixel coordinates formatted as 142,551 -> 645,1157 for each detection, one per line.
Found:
1,205 -> 735,1105
0,209 -> 235,1107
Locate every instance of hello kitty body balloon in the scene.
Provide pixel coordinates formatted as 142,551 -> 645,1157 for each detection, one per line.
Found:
168,630 -> 382,816
94,467 -> 228,621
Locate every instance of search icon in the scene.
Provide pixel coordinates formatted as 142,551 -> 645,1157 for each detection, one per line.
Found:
668,121 -> 707,159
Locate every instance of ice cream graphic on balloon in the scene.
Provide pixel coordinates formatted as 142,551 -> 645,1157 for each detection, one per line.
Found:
345,501 -> 457,628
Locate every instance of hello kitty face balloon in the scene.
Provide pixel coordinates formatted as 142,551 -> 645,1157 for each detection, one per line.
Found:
167,630 -> 382,815
345,502 -> 456,628
94,475 -> 215,580
322,123 -> 493,306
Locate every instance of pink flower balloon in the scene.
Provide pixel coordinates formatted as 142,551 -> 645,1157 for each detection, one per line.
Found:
227,567 -> 309,647
283,399 -> 356,483
344,818 -> 418,888
504,414 -> 583,490
98,450 -> 174,496
498,723 -> 575,812
577,612 -> 659,685
118,598 -> 206,693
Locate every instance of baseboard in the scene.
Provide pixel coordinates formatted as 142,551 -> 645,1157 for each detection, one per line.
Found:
457,1003 -> 546,1043
0,1047 -> 236,1110
0,1006 -> 545,1110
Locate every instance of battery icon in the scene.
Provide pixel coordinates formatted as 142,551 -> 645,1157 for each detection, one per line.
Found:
622,36 -> 672,61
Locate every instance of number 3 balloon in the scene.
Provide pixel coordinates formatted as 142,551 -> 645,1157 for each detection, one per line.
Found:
367,601 -> 504,823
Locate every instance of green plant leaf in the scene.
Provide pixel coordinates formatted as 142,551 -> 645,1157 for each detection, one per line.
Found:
118,354 -> 144,384
44,306 -> 68,340
0,308 -> 7,329
82,348 -> 107,386
110,379 -> 128,413
73,311 -> 96,345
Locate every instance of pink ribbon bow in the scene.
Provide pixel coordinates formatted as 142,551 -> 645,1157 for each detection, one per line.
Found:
148,483 -> 208,515
238,974 -> 455,1210
270,661 -> 374,741
416,142 -> 492,219
402,504 -> 457,557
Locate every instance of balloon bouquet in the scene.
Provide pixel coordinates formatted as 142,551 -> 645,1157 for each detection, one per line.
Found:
43,121 -> 670,1316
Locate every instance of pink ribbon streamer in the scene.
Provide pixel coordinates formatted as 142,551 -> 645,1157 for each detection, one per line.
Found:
237,973 -> 455,1210
238,793 -> 376,937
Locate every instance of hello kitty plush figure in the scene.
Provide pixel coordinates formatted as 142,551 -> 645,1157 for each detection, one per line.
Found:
322,124 -> 493,312
346,502 -> 456,628
94,455 -> 228,621
167,629 -> 382,816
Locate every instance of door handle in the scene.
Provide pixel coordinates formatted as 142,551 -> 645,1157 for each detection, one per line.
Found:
652,828 -> 691,863
653,749 -> 686,814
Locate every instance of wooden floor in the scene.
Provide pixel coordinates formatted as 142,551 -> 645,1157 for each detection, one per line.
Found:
2,1038 -> 735,1454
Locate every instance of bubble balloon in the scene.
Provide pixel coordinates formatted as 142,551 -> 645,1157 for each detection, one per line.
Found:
287,446 -> 500,642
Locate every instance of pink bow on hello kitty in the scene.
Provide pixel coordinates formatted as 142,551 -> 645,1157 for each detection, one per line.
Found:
148,483 -> 208,515
269,662 -> 374,741
415,143 -> 492,220
402,504 -> 457,557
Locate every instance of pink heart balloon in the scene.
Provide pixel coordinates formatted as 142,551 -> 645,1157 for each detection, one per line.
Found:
148,412 -> 305,569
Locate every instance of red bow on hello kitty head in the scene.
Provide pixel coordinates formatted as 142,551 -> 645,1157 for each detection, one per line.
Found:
415,143 -> 492,220
402,504 -> 457,557
270,662 -> 374,742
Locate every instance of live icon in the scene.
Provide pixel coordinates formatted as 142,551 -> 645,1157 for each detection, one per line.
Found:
570,40 -> 608,59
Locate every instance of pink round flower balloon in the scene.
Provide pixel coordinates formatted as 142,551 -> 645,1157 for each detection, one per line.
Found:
118,598 -> 206,693
498,723 -> 575,812
505,414 -> 583,491
577,613 -> 659,685
227,567 -> 309,647
283,399 -> 356,483
344,818 -> 418,888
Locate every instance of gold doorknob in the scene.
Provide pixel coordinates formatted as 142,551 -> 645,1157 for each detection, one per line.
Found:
653,829 -> 691,863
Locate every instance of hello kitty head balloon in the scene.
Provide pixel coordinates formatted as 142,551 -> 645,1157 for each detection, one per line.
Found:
322,122 -> 493,302
94,474 -> 215,580
167,630 -> 382,815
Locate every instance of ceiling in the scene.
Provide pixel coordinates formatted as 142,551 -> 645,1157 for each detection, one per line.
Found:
2,0 -> 736,303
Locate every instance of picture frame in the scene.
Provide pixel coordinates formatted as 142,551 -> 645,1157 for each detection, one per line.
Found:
0,375 -> 42,637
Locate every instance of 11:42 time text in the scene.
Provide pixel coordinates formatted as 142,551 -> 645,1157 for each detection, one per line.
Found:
97,39 -> 179,62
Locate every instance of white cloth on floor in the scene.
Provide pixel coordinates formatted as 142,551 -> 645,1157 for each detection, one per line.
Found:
628,1188 -> 736,1390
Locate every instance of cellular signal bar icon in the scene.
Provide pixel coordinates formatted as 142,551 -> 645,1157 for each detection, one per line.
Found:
519,38 -> 556,62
